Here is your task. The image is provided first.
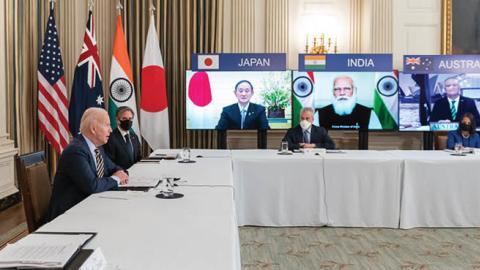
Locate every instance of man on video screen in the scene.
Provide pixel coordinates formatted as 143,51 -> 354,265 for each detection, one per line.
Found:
430,76 -> 480,125
317,76 -> 372,130
215,80 -> 270,130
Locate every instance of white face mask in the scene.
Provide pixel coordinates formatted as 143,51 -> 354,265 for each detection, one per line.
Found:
300,120 -> 312,130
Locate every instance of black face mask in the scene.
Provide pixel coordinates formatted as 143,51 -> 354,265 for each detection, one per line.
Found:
119,119 -> 133,131
460,123 -> 472,132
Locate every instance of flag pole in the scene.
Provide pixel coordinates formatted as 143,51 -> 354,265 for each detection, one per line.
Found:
150,2 -> 156,16
49,0 -> 55,10
88,0 -> 94,11
116,0 -> 123,15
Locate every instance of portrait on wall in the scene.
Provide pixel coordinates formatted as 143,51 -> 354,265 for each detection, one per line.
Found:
443,0 -> 480,54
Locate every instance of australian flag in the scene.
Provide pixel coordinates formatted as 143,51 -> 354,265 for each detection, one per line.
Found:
68,10 -> 104,135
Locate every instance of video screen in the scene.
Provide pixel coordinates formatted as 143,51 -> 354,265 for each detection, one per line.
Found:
399,73 -> 480,131
292,71 -> 399,130
186,71 -> 292,130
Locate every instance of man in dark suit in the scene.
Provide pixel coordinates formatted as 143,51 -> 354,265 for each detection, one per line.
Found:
317,76 -> 371,130
47,108 -> 128,221
104,106 -> 142,169
215,80 -> 270,130
430,77 -> 480,125
283,107 -> 335,150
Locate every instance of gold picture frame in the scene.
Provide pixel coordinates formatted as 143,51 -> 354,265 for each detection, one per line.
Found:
442,0 -> 480,55
441,0 -> 452,54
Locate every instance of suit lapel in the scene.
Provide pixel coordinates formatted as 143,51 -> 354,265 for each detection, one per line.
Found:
115,129 -> 133,163
79,136 -> 97,174
244,104 -> 255,128
231,105 -> 241,128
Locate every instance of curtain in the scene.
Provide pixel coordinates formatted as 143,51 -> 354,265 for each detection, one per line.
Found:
125,0 -> 224,149
4,0 -> 224,162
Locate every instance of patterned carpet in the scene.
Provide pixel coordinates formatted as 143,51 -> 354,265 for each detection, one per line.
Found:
239,227 -> 480,270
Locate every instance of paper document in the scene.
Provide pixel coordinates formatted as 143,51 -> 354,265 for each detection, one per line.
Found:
119,177 -> 160,188
0,233 -> 93,269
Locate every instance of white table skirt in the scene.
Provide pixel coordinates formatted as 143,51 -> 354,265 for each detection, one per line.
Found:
40,188 -> 241,270
232,150 -> 328,226
324,151 -> 403,228
391,150 -> 480,229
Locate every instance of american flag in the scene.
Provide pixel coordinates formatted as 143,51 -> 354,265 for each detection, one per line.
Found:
68,10 -> 104,135
37,7 -> 69,153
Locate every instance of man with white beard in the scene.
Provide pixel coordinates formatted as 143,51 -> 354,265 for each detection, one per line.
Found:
317,76 -> 372,130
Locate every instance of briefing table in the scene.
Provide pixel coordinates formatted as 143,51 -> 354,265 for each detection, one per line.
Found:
40,149 -> 480,269
39,187 -> 241,270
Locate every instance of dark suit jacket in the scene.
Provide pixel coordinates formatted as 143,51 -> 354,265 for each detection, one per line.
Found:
282,125 -> 335,150
46,135 -> 121,221
430,96 -> 480,125
317,103 -> 372,130
215,103 -> 270,130
104,128 -> 142,170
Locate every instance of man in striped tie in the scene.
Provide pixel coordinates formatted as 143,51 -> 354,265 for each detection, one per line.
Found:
430,77 -> 480,125
47,108 -> 128,221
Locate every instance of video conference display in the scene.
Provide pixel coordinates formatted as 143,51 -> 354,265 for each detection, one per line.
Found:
292,71 -> 399,130
186,71 -> 292,130
399,73 -> 480,131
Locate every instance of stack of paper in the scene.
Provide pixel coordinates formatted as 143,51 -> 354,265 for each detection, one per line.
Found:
0,233 -> 93,269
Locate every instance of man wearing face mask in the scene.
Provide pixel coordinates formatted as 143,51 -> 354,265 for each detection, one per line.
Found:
104,106 -> 142,169
282,107 -> 335,150
447,112 -> 480,149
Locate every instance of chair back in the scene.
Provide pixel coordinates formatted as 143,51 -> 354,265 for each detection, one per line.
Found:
16,151 -> 51,232
434,132 -> 448,150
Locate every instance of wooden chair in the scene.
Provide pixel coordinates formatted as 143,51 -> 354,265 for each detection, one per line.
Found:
16,152 -> 51,232
434,131 -> 449,150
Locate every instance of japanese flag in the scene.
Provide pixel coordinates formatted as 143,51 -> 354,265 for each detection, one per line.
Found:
197,54 -> 219,70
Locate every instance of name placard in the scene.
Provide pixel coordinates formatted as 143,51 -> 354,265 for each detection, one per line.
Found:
429,122 -> 458,131
192,53 -> 286,71
298,54 -> 392,72
403,55 -> 480,74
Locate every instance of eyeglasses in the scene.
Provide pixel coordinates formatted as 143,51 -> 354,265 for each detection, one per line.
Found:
333,87 -> 353,93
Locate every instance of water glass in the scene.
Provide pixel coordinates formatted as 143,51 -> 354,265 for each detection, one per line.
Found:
454,143 -> 463,154
163,177 -> 175,196
281,141 -> 288,152
181,148 -> 191,161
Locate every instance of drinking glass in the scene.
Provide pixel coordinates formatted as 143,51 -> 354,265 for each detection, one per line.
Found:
281,141 -> 288,152
163,177 -> 175,197
181,148 -> 191,161
454,143 -> 463,154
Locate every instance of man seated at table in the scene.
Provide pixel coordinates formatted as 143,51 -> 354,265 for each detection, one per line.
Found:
104,106 -> 142,170
215,80 -> 270,130
282,107 -> 335,150
46,108 -> 128,221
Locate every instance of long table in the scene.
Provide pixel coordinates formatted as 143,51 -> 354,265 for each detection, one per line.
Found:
39,149 -> 480,269
40,187 -> 241,270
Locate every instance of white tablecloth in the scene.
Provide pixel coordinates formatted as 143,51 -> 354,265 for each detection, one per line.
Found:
151,149 -> 232,158
390,150 -> 480,229
40,187 -> 241,270
232,150 -> 328,226
129,158 -> 233,187
323,151 -> 403,228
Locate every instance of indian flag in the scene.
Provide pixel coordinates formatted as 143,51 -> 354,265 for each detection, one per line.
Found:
373,72 -> 399,129
304,55 -> 326,70
292,71 -> 315,126
108,14 -> 140,137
